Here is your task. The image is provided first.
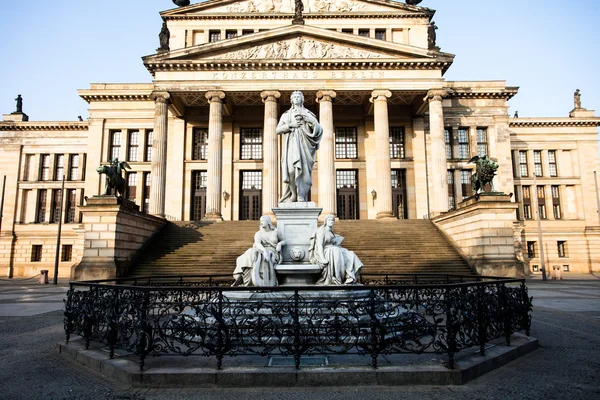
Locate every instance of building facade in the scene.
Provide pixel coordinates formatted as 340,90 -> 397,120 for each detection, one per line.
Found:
1,0 -> 599,278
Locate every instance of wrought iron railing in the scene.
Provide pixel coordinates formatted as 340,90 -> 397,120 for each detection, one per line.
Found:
63,274 -> 532,371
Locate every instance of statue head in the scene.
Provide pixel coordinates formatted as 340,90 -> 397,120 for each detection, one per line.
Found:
259,215 -> 275,230
322,214 -> 335,228
290,91 -> 304,106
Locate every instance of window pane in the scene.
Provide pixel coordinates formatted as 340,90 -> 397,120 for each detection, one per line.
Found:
389,127 -> 405,159
240,128 -> 263,160
335,127 -> 358,159
193,128 -> 209,160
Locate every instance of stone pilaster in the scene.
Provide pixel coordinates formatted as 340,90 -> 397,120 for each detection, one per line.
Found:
425,89 -> 449,215
316,90 -> 337,217
149,92 -> 170,217
205,91 -> 226,220
370,90 -> 394,219
261,90 -> 281,216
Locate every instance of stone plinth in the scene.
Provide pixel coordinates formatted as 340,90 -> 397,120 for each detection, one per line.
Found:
72,196 -> 166,281
273,202 -> 322,285
2,113 -> 29,122
433,193 -> 524,277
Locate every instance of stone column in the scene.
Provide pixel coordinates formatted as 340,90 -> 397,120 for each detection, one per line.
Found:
261,90 -> 281,216
425,89 -> 449,215
316,90 -> 337,217
149,92 -> 170,217
205,91 -> 226,220
370,90 -> 394,219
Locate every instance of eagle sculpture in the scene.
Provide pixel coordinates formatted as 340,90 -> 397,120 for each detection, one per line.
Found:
406,0 -> 423,5
468,155 -> 499,194
172,0 -> 190,7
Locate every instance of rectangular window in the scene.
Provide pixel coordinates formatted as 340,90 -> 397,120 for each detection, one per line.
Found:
23,154 -> 33,181
519,151 -> 528,177
375,29 -> 386,40
241,170 -> 263,190
562,265 -> 569,272
389,127 -> 405,159
458,128 -> 470,159
209,30 -> 221,42
533,150 -> 543,177
358,29 -> 370,37
336,170 -> 358,189
461,170 -> 473,199
69,154 -> 80,180
61,244 -> 72,262
143,172 -> 151,213
476,128 -> 488,157
444,128 -> 453,159
527,241 -> 536,258
240,128 -> 263,160
40,154 -> 50,181
448,170 -> 456,209
51,189 -> 62,224
145,130 -> 153,162
341,28 -> 353,34
31,245 -> 42,262
225,30 -> 237,39
557,241 -> 567,258
20,190 -> 29,223
548,150 -> 557,177
36,189 -> 47,223
66,189 -> 76,223
532,265 -> 539,272
192,128 -> 209,160
55,154 -> 65,181
514,185 -> 521,220
551,185 -> 561,219
242,29 -> 254,36
522,186 -> 532,219
127,173 -> 137,203
128,130 -> 139,162
109,130 -> 121,160
335,127 -> 358,159
537,185 -> 547,219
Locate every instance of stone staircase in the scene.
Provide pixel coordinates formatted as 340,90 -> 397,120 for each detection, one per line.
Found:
128,219 -> 475,278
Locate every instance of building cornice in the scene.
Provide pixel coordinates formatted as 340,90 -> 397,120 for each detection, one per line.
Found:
510,119 -> 600,128
0,122 -> 89,131
164,12 -> 432,21
448,89 -> 519,101
145,60 -> 453,74
79,94 -> 152,103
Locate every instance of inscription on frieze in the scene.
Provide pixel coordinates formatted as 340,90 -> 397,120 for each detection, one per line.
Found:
211,70 -> 385,81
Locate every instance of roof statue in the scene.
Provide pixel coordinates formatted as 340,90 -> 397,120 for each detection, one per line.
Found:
574,89 -> 582,110
428,21 -> 438,50
172,0 -> 190,7
293,0 -> 304,25
157,22 -> 170,53
406,0 -> 423,5
14,94 -> 23,114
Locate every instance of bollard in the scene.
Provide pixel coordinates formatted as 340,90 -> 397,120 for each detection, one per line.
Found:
40,270 -> 49,284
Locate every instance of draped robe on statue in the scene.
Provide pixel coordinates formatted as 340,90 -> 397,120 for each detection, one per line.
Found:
277,107 -> 323,202
309,226 -> 363,285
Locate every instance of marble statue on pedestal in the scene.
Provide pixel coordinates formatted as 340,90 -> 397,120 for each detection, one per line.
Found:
277,91 -> 323,202
96,158 -> 130,197
233,216 -> 286,287
309,215 -> 363,285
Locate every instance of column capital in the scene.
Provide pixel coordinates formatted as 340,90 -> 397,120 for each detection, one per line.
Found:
260,90 -> 281,103
424,89 -> 448,103
316,90 -> 337,103
151,91 -> 171,104
205,91 -> 226,103
369,90 -> 392,103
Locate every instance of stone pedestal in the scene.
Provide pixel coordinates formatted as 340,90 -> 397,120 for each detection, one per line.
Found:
72,196 -> 166,281
433,193 -> 524,277
272,202 -> 322,285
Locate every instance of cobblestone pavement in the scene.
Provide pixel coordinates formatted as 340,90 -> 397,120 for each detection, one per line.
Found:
0,275 -> 599,400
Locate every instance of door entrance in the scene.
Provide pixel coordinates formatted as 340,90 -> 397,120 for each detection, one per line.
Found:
392,169 -> 407,219
336,169 -> 359,220
240,170 -> 262,220
191,171 -> 207,221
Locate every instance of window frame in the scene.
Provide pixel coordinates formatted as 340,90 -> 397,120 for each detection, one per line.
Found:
389,127 -> 405,159
240,127 -> 263,160
335,127 -> 358,159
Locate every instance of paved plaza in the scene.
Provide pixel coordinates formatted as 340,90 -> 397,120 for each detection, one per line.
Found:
0,275 -> 599,400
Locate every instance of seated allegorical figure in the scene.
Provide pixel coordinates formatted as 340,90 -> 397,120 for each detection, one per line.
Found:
309,214 -> 363,285
233,215 -> 285,287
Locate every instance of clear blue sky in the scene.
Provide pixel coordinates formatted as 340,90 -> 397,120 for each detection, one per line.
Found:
0,0 -> 599,130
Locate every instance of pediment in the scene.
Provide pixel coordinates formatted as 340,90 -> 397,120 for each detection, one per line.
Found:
146,25 -> 447,64
162,0 -> 432,17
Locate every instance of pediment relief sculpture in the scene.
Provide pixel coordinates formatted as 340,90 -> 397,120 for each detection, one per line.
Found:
194,0 -> 407,15
212,37 -> 386,60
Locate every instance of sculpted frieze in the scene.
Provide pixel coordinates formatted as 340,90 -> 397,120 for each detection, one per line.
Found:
216,0 -> 390,14
213,37 -> 382,60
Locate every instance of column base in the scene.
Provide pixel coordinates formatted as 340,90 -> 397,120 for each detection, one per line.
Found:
203,212 -> 223,221
376,211 -> 396,220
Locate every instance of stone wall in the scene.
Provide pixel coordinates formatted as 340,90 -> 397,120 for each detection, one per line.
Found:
73,196 -> 166,281
433,194 -> 524,277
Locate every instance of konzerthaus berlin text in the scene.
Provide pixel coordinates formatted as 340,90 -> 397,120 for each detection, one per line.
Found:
1,0 -> 599,278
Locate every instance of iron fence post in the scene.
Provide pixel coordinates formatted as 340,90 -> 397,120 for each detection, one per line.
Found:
293,289 -> 301,369
477,285 -> 486,356
369,288 -> 379,369
445,286 -> 457,369
501,284 -> 512,346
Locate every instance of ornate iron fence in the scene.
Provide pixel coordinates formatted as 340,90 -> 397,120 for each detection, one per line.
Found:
63,274 -> 532,370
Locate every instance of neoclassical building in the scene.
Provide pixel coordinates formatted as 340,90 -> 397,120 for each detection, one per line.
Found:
1,0 -> 599,278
